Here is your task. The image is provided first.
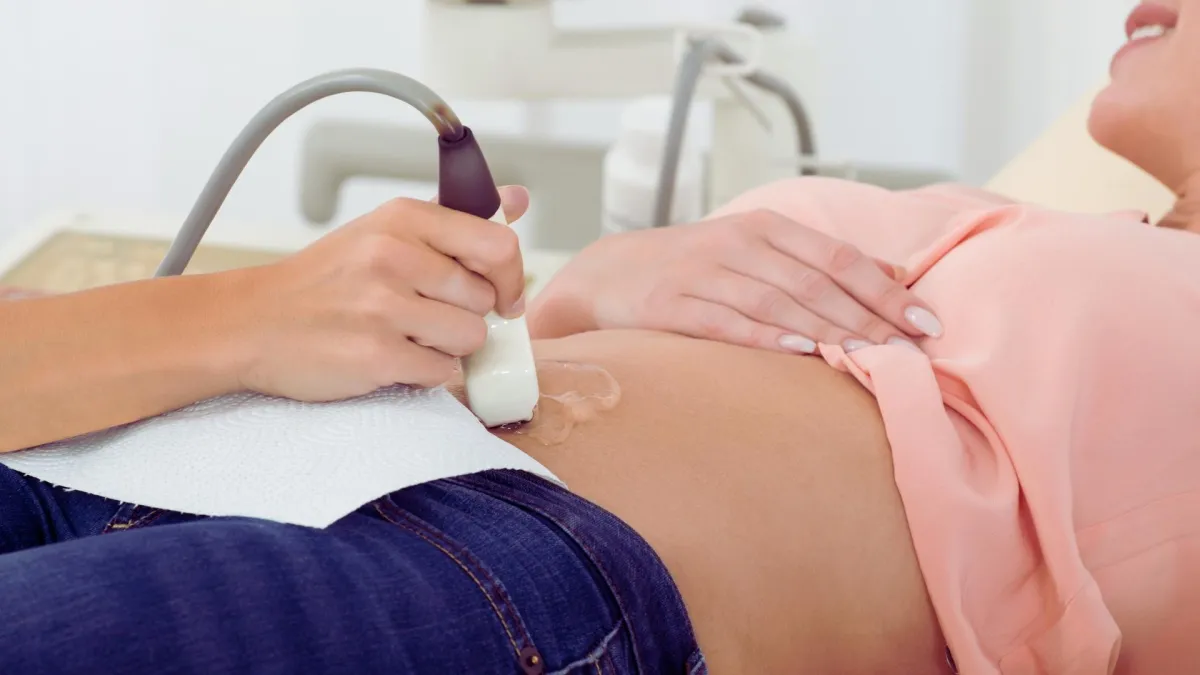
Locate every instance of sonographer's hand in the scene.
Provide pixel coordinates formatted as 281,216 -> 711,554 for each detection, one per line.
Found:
231,186 -> 529,401
528,208 -> 941,354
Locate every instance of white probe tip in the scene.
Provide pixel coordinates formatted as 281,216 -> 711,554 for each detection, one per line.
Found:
460,206 -> 540,427
462,313 -> 539,427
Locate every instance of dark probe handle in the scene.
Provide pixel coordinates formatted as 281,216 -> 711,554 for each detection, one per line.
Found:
436,126 -> 503,220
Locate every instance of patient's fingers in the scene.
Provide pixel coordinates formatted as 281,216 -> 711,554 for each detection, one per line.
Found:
685,268 -> 835,351
753,213 -> 942,338
657,295 -> 801,354
727,244 -> 916,348
875,259 -> 906,280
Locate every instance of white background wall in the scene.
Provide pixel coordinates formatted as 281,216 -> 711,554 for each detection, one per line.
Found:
958,0 -> 1137,177
0,0 -> 1134,245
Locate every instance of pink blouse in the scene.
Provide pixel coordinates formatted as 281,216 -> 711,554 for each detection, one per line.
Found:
713,178 -> 1200,674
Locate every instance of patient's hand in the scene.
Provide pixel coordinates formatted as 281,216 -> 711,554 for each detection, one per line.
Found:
528,209 -> 941,353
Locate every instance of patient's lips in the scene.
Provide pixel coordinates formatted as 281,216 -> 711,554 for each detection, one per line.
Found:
507,360 -> 622,446
1112,4 -> 1177,72
1125,2 -> 1178,40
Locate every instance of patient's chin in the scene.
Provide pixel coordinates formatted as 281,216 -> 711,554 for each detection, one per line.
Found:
1088,88 -> 1166,178
1088,84 -> 1131,147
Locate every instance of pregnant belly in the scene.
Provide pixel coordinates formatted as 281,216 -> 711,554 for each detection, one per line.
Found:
472,330 -> 949,674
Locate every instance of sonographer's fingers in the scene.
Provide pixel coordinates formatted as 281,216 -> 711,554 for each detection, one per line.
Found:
397,244 -> 497,317
429,185 -> 530,225
425,184 -> 530,317
375,340 -> 461,389
400,296 -> 490,359
378,197 -> 527,319
496,185 -> 531,224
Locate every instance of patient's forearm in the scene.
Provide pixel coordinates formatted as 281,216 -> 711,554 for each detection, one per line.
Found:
0,274 -> 249,453
526,291 -> 594,340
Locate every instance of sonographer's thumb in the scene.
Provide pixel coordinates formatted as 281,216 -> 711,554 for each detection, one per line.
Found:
428,185 -> 530,225
497,185 -> 530,224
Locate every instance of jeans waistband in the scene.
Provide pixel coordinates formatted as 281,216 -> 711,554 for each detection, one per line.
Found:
453,471 -> 706,675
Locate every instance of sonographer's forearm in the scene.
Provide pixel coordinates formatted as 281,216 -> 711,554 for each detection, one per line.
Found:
0,273 -> 252,453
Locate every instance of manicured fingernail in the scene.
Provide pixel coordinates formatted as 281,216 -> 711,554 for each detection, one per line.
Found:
888,336 -> 923,353
499,185 -> 530,211
505,294 -> 526,319
778,334 -> 817,354
843,339 -> 873,353
904,306 -> 943,337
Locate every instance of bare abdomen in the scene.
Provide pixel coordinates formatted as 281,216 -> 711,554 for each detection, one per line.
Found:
485,331 -> 950,674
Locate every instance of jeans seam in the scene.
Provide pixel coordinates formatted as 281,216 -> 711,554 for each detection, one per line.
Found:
451,476 -> 653,674
101,505 -> 133,533
129,509 -> 165,529
102,504 -> 150,533
103,507 -> 165,533
372,498 -> 535,662
100,513 -> 127,534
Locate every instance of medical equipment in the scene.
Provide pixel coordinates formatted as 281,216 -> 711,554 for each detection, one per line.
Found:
601,28 -> 817,235
652,32 -> 816,228
600,97 -> 706,235
153,67 -> 539,428
298,1 -> 821,250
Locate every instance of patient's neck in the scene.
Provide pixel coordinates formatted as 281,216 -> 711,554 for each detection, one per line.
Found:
1160,172 -> 1200,232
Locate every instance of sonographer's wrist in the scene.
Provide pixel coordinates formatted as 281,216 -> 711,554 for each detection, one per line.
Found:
179,268 -> 270,397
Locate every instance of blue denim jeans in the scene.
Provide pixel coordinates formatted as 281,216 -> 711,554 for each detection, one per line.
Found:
0,466 -> 707,674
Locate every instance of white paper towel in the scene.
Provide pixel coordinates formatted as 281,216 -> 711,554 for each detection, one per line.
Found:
0,386 -> 561,528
